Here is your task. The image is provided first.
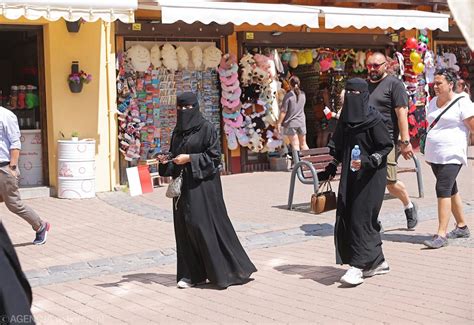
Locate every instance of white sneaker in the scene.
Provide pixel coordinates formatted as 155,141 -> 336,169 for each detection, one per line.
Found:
363,261 -> 390,277
340,267 -> 364,285
177,278 -> 195,289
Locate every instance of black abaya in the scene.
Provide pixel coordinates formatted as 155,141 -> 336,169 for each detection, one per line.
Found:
0,223 -> 35,324
328,120 -> 393,269
159,120 -> 257,288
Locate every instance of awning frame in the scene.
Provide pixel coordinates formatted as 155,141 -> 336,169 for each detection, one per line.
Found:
0,1 -> 137,23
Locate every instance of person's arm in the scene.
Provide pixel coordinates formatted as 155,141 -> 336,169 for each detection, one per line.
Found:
395,105 -> 414,159
186,126 -> 221,180
464,116 -> 474,132
276,92 -> 291,134
361,122 -> 394,170
6,114 -> 21,177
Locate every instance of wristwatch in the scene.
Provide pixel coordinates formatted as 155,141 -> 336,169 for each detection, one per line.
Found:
9,164 -> 17,171
399,139 -> 410,146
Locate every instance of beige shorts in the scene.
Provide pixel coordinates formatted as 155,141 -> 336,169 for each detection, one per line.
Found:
386,145 -> 400,183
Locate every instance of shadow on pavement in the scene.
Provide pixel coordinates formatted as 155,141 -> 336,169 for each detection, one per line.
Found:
13,242 -> 34,248
381,233 -> 432,245
274,264 -> 344,286
96,273 -> 176,288
300,224 -> 334,237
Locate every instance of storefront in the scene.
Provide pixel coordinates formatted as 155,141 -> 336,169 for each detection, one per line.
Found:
137,1 -> 450,174
114,20 -> 234,183
0,24 -> 47,186
0,0 -> 137,195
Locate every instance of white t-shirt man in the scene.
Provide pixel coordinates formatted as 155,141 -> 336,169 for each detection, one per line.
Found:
425,94 -> 474,165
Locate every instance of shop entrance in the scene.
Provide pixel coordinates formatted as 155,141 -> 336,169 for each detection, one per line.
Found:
0,25 -> 49,187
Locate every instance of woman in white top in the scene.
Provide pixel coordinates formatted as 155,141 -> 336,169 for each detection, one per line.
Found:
423,68 -> 474,249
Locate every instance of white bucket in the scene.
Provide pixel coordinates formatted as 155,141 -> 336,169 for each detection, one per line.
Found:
57,140 -> 96,199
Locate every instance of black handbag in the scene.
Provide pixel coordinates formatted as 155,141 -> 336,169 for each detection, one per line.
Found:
420,96 -> 464,154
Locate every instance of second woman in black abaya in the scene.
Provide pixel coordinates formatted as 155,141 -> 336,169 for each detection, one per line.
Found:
320,78 -> 393,286
158,92 -> 256,289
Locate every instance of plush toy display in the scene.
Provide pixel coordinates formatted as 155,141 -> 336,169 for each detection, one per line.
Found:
161,43 -> 178,72
127,44 -> 151,72
176,46 -> 189,70
203,46 -> 223,69
150,45 -> 162,68
190,46 -> 203,70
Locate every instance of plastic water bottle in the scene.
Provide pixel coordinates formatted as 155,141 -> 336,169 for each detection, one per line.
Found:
350,145 -> 361,172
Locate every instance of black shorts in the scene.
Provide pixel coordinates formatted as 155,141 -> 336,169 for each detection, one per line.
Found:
430,163 -> 462,198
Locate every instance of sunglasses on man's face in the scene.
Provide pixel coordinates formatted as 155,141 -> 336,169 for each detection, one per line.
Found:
367,62 -> 386,70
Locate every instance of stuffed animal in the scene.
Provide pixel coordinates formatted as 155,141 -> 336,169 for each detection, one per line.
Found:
289,51 -> 299,68
190,46 -> 203,70
353,50 -> 366,73
127,44 -> 151,72
203,45 -> 222,69
176,46 -> 189,70
161,43 -> 178,72
150,45 -> 162,68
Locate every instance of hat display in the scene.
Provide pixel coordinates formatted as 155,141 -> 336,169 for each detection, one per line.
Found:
176,46 -> 189,70
150,45 -> 162,68
190,46 -> 203,70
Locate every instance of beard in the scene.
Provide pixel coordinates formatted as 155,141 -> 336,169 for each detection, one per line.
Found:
369,70 -> 384,82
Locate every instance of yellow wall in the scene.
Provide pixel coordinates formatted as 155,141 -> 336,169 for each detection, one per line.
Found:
0,17 -> 118,193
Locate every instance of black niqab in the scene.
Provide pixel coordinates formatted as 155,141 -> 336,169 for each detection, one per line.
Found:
176,92 -> 206,135
341,78 -> 382,131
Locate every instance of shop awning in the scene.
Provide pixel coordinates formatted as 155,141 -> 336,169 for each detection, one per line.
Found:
139,0 -> 320,28
139,1 -> 449,32
448,0 -> 474,49
320,6 -> 449,32
0,0 -> 137,23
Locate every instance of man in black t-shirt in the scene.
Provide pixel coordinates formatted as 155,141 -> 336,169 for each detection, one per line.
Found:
367,52 -> 418,230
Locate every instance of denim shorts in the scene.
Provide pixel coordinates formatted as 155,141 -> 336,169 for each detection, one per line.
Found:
283,126 -> 306,136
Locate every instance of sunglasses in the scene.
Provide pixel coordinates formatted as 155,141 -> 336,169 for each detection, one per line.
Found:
367,62 -> 386,70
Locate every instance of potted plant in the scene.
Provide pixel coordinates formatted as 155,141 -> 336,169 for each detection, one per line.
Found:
68,70 -> 92,93
65,19 -> 84,33
71,131 -> 79,141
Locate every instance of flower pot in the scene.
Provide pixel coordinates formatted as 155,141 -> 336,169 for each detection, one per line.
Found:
71,137 -> 79,142
69,82 -> 83,93
66,21 -> 81,33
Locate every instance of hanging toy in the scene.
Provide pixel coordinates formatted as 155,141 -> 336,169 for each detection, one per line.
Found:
417,42 -> 427,53
410,51 -> 421,63
418,34 -> 429,44
405,37 -> 418,49
413,62 -> 425,74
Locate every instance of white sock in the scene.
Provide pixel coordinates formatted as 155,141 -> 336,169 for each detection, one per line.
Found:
404,202 -> 413,210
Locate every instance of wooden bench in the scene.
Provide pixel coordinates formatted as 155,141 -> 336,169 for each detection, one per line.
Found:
287,147 -> 424,210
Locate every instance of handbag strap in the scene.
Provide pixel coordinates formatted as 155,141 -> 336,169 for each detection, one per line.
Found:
318,180 -> 332,193
426,96 -> 464,134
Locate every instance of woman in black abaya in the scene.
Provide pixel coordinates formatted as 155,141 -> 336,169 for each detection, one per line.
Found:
158,92 -> 256,289
0,223 -> 35,324
319,78 -> 393,286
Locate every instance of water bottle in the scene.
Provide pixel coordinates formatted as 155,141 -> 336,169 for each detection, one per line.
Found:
350,145 -> 361,172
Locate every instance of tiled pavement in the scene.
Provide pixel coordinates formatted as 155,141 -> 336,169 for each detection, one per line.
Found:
1,153 -> 473,324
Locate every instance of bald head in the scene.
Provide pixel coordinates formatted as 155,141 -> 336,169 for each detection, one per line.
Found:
367,52 -> 387,82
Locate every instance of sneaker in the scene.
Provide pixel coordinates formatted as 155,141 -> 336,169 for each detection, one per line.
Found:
446,225 -> 470,239
423,235 -> 448,249
340,267 -> 364,286
33,222 -> 50,245
363,261 -> 390,277
405,202 -> 418,230
177,278 -> 195,289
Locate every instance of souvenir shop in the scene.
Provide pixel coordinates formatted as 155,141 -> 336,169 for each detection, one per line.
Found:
114,21 -> 233,183
0,25 -> 47,187
433,25 -> 474,99
233,31 -> 394,171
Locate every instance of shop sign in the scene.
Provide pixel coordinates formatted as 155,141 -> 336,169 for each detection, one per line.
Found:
245,32 -> 254,40
132,23 -> 142,31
